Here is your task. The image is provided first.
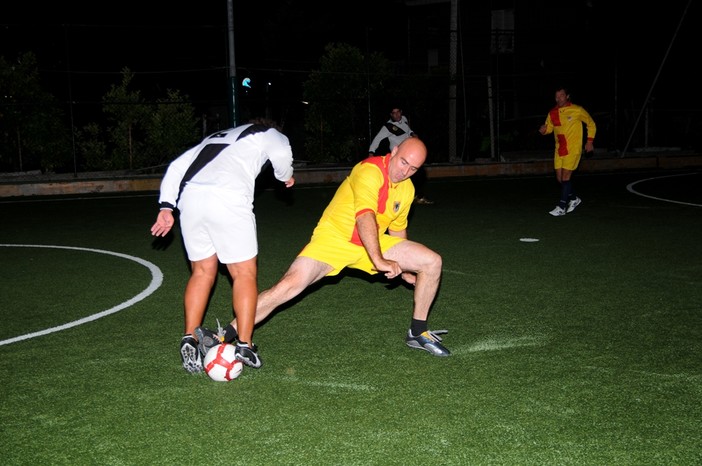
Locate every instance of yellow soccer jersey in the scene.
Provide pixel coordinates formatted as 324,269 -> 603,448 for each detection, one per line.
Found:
312,155 -> 415,246
544,103 -> 596,157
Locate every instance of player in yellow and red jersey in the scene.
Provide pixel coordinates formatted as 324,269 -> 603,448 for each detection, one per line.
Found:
540,86 -> 596,216
201,137 -> 451,359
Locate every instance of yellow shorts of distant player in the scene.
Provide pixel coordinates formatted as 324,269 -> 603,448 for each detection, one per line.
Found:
298,230 -> 405,277
554,151 -> 581,171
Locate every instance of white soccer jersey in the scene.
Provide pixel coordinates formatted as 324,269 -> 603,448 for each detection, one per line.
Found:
159,124 -> 294,210
368,116 -> 414,154
157,124 -> 294,263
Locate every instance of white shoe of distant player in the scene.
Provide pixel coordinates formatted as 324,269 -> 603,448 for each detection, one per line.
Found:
567,197 -> 582,213
549,206 -> 566,217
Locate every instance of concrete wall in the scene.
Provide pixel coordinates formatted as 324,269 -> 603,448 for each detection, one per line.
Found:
1,155 -> 701,198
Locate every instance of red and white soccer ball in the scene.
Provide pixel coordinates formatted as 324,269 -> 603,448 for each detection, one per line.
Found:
203,343 -> 243,382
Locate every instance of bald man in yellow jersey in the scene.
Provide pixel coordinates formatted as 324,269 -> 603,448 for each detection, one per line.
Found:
202,137 -> 450,359
539,86 -> 596,216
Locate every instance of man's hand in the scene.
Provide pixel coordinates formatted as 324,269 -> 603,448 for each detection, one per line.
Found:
151,209 -> 174,237
373,258 -> 402,279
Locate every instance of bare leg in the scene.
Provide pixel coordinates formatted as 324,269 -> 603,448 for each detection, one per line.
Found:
255,256 -> 332,324
560,167 -> 573,182
224,256 -> 257,344
555,167 -> 564,183
383,240 -> 442,320
184,254 -> 219,336
229,256 -> 332,331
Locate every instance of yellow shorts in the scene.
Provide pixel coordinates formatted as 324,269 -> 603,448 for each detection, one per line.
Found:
298,230 -> 405,277
554,151 -> 581,171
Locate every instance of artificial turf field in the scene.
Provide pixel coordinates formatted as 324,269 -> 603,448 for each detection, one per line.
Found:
1,169 -> 700,465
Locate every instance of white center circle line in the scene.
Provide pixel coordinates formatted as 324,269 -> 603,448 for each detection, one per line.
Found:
627,172 -> 701,207
0,244 -> 163,346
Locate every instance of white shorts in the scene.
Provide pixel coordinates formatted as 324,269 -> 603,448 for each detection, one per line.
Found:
178,189 -> 257,264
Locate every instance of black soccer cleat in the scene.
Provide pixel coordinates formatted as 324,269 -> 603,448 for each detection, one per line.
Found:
180,335 -> 203,374
195,326 -> 224,361
235,342 -> 263,368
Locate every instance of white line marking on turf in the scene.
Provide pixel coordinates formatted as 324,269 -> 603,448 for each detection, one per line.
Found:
0,244 -> 163,346
627,172 -> 701,207
287,378 -> 375,392
465,335 -> 547,353
584,366 -> 702,381
519,238 -> 540,242
443,268 -> 467,275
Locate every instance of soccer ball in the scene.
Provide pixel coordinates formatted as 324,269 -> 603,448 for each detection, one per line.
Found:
203,343 -> 243,382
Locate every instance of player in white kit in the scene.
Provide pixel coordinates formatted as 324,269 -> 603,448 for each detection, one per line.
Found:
150,119 -> 295,373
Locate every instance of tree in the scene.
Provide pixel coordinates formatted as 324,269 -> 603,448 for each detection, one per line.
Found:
303,43 -> 392,163
143,89 -> 199,170
102,68 -> 147,170
0,52 -> 71,173
74,122 -> 108,171
2,58 -> 200,174
77,71 -> 199,172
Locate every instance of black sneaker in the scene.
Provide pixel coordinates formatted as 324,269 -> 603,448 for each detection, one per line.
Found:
235,342 -> 262,368
221,320 -> 238,344
180,335 -> 203,374
195,326 -> 224,360
405,329 -> 451,357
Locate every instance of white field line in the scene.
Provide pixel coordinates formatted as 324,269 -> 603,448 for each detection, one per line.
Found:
0,244 -> 163,346
627,172 -> 701,207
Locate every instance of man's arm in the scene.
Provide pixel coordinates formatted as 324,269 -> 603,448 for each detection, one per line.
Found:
368,127 -> 389,154
582,108 -> 596,153
356,211 -> 402,278
384,227 -> 417,285
538,116 -> 552,135
264,129 -> 295,184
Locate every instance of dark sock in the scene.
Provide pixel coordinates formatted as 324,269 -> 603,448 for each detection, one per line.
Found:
564,180 -> 575,201
223,324 -> 238,344
410,319 -> 428,337
559,180 -> 571,208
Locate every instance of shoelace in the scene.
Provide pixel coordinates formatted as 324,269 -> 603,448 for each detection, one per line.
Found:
215,318 -> 226,342
426,329 -> 448,341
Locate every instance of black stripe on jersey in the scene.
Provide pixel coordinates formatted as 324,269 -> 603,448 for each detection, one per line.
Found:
384,122 -> 406,136
236,123 -> 271,140
177,143 -> 228,202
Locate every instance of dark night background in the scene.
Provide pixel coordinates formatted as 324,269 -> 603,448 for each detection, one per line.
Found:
1,0 -> 700,165
2,1 -> 412,110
